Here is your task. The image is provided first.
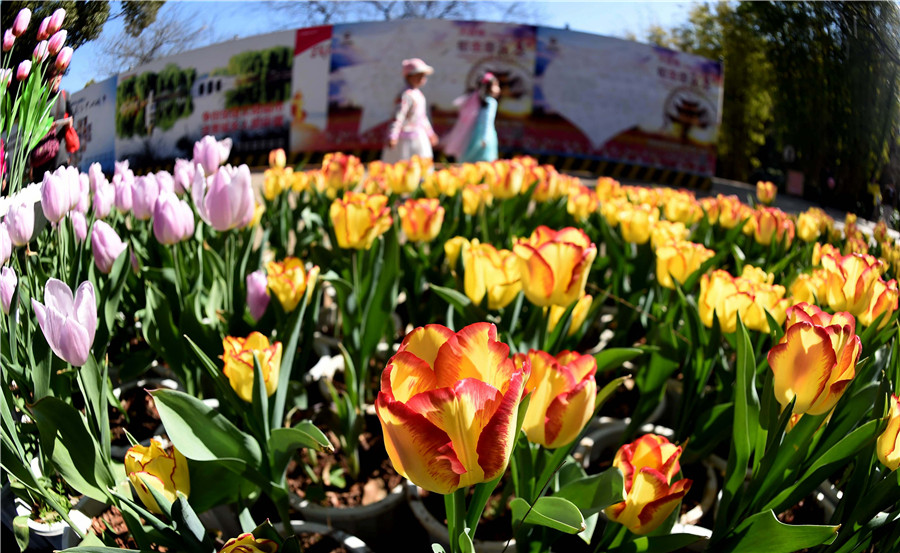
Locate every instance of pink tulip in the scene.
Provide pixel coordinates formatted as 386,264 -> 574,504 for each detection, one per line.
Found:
36,17 -> 50,41
155,170 -> 175,195
75,173 -> 91,213
0,267 -> 16,315
55,46 -> 72,72
70,212 -> 87,243
152,192 -> 194,245
6,199 -> 35,246
132,174 -> 160,220
173,158 -> 194,195
246,269 -> 270,321
3,30 -> 14,52
32,278 -> 97,367
16,60 -> 31,81
130,250 -> 140,274
0,222 -> 11,265
56,166 -> 81,211
12,8 -> 31,37
1,68 -> 11,88
191,164 -> 254,231
47,9 -> 66,35
88,163 -> 105,193
41,172 -> 70,222
114,174 -> 134,212
93,181 -> 114,220
48,30 -> 66,56
32,40 -> 48,62
91,220 -> 127,274
192,136 -> 232,175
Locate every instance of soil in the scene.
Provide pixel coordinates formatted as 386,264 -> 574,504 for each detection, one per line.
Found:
109,386 -> 162,447
89,506 -> 140,550
297,531 -> 351,553
285,414 -> 403,509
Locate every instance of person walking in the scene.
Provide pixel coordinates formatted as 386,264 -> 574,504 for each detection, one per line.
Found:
443,72 -> 501,163
382,58 -> 438,163
30,75 -> 73,181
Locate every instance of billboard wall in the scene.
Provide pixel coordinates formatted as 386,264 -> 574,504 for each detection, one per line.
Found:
71,20 -> 723,177
69,76 -> 118,174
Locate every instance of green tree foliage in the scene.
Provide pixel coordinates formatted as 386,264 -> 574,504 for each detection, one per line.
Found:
223,47 -> 293,109
116,64 -> 196,138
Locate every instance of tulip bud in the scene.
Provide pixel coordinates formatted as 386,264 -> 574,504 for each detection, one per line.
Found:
47,9 -> 66,35
222,333 -> 282,403
0,267 -> 16,315
32,40 -> 48,62
36,17 -> 50,41
132,174 -> 160,220
6,199 -> 35,246
16,60 -> 31,81
155,170 -> 175,195
265,258 -> 319,313
55,46 -> 72,72
91,220 -> 127,274
41,172 -> 70,223
398,198 -> 444,243
12,8 -> 31,37
125,440 -> 190,515
74,173 -> 90,213
172,158 -> 194,195
152,192 -> 193,245
877,395 -> 900,471
48,30 -> 66,56
1,68 -> 11,88
246,270 -> 270,321
114,174 -> 134,212
93,180 -> 114,219
0,223 -> 11,265
3,30 -> 14,52
69,211 -> 87,243
269,148 -> 286,169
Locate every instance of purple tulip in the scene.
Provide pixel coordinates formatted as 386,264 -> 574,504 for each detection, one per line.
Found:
36,17 -> 50,41
55,46 -> 72,72
91,220 -> 127,274
16,60 -> 31,81
74,173 -> 90,213
0,267 -> 16,315
132,174 -> 160,220
70,211 -> 87,243
93,181 -> 114,219
6,199 -> 35,246
3,30 -> 15,52
192,136 -> 232,175
173,158 -> 194,195
192,164 -> 254,232
114,174 -> 134,212
155,170 -> 175,195
12,8 -> 31,37
47,8 -> 65,35
0,222 -> 11,265
32,40 -> 48,62
115,159 -> 130,176
32,278 -> 96,367
130,250 -> 140,274
48,30 -> 66,56
152,191 -> 194,245
88,163 -> 104,192
246,270 -> 270,321
60,166 -> 81,211
41,172 -> 69,223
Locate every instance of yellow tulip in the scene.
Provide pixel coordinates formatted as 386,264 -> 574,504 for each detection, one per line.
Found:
329,191 -> 393,250
533,165 -> 565,202
605,434 -> 692,535
699,196 -> 720,224
600,197 -> 629,227
322,152 -> 364,198
513,226 -> 597,307
812,243 -> 841,267
291,170 -> 309,194
820,253 -> 885,315
398,198 -> 444,243
740,264 -> 774,285
663,192 -> 701,225
789,271 -> 826,305
518,349 -> 597,449
857,277 -> 899,329
463,239 -> 522,310
756,180 -> 777,205
547,294 -> 593,337
717,194 -> 750,229
268,148 -> 286,169
618,203 -> 659,245
491,159 -> 525,199
462,184 -> 492,215
768,302 -> 861,417
375,323 -> 528,494
699,270 -> 787,333
655,241 -> 714,289
219,533 -> 278,553
266,257 -> 319,312
877,394 -> 900,471
125,440 -> 190,515
796,212 -> 821,243
444,236 -> 470,269
595,177 -> 622,202
263,167 -> 292,200
650,220 -> 690,251
222,332 -> 282,403
566,185 -> 598,221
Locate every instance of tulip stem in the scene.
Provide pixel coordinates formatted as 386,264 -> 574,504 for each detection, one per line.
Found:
171,244 -> 182,299
444,487 -> 469,553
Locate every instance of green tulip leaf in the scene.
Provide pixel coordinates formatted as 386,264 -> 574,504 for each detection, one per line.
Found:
151,389 -> 262,466
554,467 -> 625,517
268,424 -> 332,480
511,496 -> 586,534
13,514 -> 30,552
620,532 -> 709,553
723,510 -> 838,553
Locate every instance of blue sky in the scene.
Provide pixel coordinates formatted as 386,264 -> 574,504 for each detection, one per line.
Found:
61,1 -> 699,92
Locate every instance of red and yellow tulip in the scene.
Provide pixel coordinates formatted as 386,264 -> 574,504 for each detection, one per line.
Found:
124,440 -> 190,515
462,239 -> 522,310
329,191 -> 393,250
547,294 -> 593,337
517,350 -> 597,449
222,332 -> 282,403
513,226 -> 597,307
398,198 -> 444,243
877,394 -> 900,471
655,240 -> 714,289
618,203 -> 659,245
219,533 -> 278,553
375,323 -> 528,494
767,303 -> 861,417
605,434 -> 692,535
699,269 -> 788,333
756,180 -> 777,205
566,184 -> 598,221
266,257 -> 319,312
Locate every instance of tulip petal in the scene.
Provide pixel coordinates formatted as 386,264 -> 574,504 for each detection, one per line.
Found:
768,322 -> 837,415
476,368 -> 525,481
375,393 -> 465,494
44,278 -> 74,315
433,322 -> 513,391
635,472 -> 690,533
399,324 -> 454,369
543,379 -> 596,448
384,352 -> 438,404
73,281 -> 97,346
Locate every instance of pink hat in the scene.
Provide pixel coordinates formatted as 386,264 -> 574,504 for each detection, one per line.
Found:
402,58 -> 434,77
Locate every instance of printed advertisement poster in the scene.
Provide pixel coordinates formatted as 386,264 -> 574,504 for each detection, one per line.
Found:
324,20 -> 536,151
531,27 -> 723,175
115,30 -> 295,164
69,76 -> 117,173
290,25 -> 332,153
